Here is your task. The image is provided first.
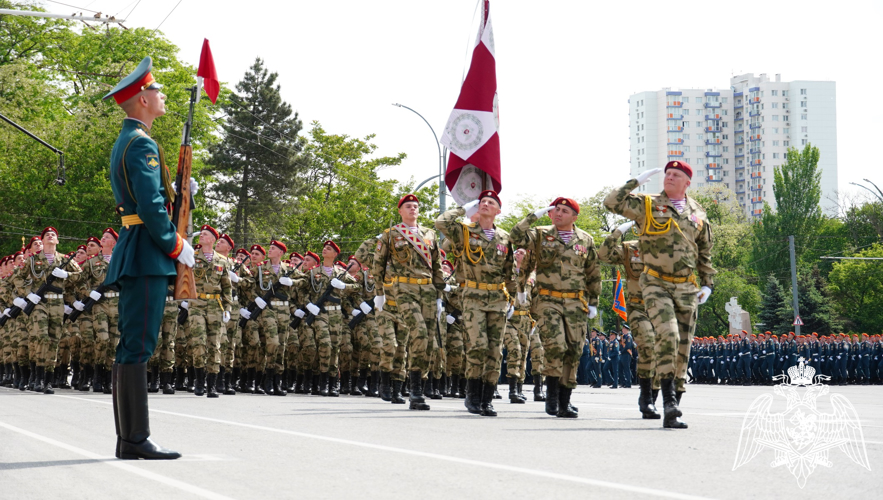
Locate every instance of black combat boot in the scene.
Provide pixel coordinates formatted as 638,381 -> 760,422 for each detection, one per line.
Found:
556,386 -> 578,418
409,371 -> 430,410
367,370 -> 380,397
161,372 -> 175,394
329,373 -> 340,397
206,372 -> 219,398
294,372 -> 305,394
545,376 -> 560,415
231,367 -> 242,392
174,367 -> 185,391
59,364 -> 71,389
194,368 -> 206,397
103,367 -> 113,394
244,367 -> 255,393
12,362 -> 21,390
533,374 -> 545,401
449,374 -> 460,398
187,365 -> 196,393
19,362 -> 29,391
148,368 -> 160,393
480,382 -> 497,417
391,378 -> 406,404
254,371 -> 266,395
464,379 -> 482,414
516,381 -> 527,402
493,385 -> 501,399
28,362 -> 38,391
423,377 -> 432,400
638,378 -> 661,419
42,367 -> 54,394
431,376 -> 443,399
34,366 -> 45,392
311,373 -> 322,396
273,369 -> 286,396
354,369 -> 367,396
401,378 -> 410,397
317,372 -> 329,397
79,364 -> 92,391
340,371 -> 351,395
217,367 -> 226,393
508,377 -> 524,403
380,371 -> 392,401
70,362 -> 80,389
302,369 -> 313,394
116,362 -> 181,460
223,371 -> 235,395
458,377 -> 467,399
661,378 -> 687,429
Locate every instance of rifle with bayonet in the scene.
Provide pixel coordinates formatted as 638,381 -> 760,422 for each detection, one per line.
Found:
23,253 -> 76,316
67,282 -> 120,323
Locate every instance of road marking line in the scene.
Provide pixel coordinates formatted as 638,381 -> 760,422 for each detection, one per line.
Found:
55,394 -> 714,500
0,420 -> 234,500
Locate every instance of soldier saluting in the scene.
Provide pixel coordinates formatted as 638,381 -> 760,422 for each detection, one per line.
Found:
604,161 -> 715,429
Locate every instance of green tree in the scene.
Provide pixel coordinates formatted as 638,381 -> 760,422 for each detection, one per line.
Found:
757,274 -> 792,335
827,244 -> 883,334
796,267 -> 843,335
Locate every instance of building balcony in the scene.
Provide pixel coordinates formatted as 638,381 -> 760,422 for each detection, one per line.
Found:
736,189 -> 746,195
751,172 -> 762,178
752,196 -> 763,203
706,126 -> 721,133
750,96 -> 761,103
749,148 -> 761,155
752,210 -> 763,217
704,102 -> 722,108
749,135 -> 762,142
667,139 -> 683,145
705,114 -> 721,121
750,185 -> 762,192
666,91 -> 682,96
667,125 -> 683,132
706,163 -> 722,169
749,123 -> 761,130
707,177 -> 723,183
705,138 -> 722,145
705,152 -> 722,158
735,165 -> 745,170
734,91 -> 744,97
749,110 -> 761,117
749,87 -> 760,92
735,154 -> 744,158
734,104 -> 743,110
666,114 -> 684,120
667,151 -> 684,157
666,101 -> 683,107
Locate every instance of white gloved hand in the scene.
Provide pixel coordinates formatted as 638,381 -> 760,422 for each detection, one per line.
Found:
13,297 -> 27,309
762,350 -> 766,354
359,302 -> 372,314
837,356 -> 841,360
2,308 -> 10,317
506,305 -> 514,320
73,301 -> 85,311
330,278 -> 346,290
52,267 -> 69,279
437,298 -> 444,320
177,240 -> 195,268
374,295 -> 385,312
27,293 -> 41,305
462,199 -> 480,218
517,291 -> 527,305
697,286 -> 712,305
278,276 -> 293,287
587,305 -> 598,319
222,311 -> 231,323
228,270 -> 240,283
446,314 -> 456,325
255,297 -> 267,310
294,309 -> 305,318
443,284 -> 452,293
89,290 -> 102,301
534,206 -> 555,219
172,178 -> 199,196
306,303 -> 320,315
239,308 -> 251,320
635,167 -> 663,186
181,301 -> 189,310
351,309 -> 360,318
616,220 -> 635,235
64,305 -> 73,315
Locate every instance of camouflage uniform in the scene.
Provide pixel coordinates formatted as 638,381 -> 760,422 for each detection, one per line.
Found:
604,178 -> 715,392
183,251 -> 233,385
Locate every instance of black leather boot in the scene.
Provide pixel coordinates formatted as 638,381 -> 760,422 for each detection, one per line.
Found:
431,376 -> 443,399
367,370 -> 380,397
311,373 -> 322,396
70,362 -> 80,389
545,376 -> 560,415
423,377 -> 432,400
206,372 -> 219,398
638,378 -> 661,419
231,367 -> 242,391
27,361 -> 37,391
223,371 -> 236,395
254,371 -> 266,395
676,390 -> 683,405
401,378 -> 410,397
317,372 -> 330,397
493,386 -> 501,399
354,369 -> 367,396
464,379 -> 482,414
391,378 -> 406,404
458,377 -> 467,399
329,374 -> 340,397
508,377 -> 524,403
217,367 -> 226,393
12,362 -> 21,390
34,366 -> 45,392
20,363 -> 30,391
302,369 -> 313,394
273,369 -> 286,396
161,371 -> 175,394
556,386 -> 578,418
533,374 -> 545,401
294,372 -> 305,394
187,365 -> 196,392
480,382 -> 497,417
103,366 -> 113,394
516,382 -> 526,402
661,378 -> 687,429
194,368 -> 206,396
340,371 -> 351,395
116,363 -> 181,460
78,364 -> 92,391
286,370 -> 296,392
148,368 -> 160,393
380,371 -> 392,401
42,367 -> 54,394
244,368 -> 255,393
59,364 -> 71,389
449,374 -> 460,398
409,371 -> 430,410
94,365 -> 105,392
175,367 -> 185,391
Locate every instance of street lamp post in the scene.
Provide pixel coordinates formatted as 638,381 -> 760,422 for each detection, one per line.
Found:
392,103 -> 447,213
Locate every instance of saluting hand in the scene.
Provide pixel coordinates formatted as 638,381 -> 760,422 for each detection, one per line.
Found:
635,168 -> 663,186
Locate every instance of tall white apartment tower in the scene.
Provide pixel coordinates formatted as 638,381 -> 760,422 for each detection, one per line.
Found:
629,74 -> 837,218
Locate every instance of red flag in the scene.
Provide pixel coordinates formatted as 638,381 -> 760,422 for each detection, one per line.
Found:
197,38 -> 219,104
613,270 -> 628,321
441,0 -> 500,205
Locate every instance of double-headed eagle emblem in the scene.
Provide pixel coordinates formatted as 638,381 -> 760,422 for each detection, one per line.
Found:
733,357 -> 871,487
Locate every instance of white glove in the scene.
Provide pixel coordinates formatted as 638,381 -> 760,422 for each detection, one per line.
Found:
779,357 -> 783,362
181,300 -> 189,310
64,305 -> 73,315
506,305 -> 514,320
239,307 -> 251,320
534,206 -> 555,219
837,356 -> 841,360
255,297 -> 267,310
278,276 -> 293,287
351,309 -> 360,318
635,167 -> 663,186
443,284 -> 452,293
177,240 -> 195,268
762,350 -> 766,354
2,308 -> 10,317
697,286 -> 712,305
52,267 -> 69,279
72,301 -> 85,311
89,290 -> 102,301
616,220 -> 635,235
172,178 -> 199,196
446,314 -> 456,325
437,298 -> 444,319
374,295 -> 385,312
228,270 -> 240,283
306,303 -> 320,315
294,309 -> 305,318
27,293 -> 41,305
462,199 -> 480,218
587,305 -> 598,319
330,278 -> 346,290
13,297 -> 27,309
222,311 -> 230,323
359,302 -> 372,314
517,291 -> 527,305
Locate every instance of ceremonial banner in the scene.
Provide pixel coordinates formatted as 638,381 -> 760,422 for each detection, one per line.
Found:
197,38 -> 219,104
613,270 -> 628,321
441,0 -> 500,206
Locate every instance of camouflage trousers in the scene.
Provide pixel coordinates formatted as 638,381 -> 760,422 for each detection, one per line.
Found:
30,298 -> 64,368
284,324 -> 298,372
444,321 -> 465,377
460,291 -> 508,385
639,273 -> 698,392
95,298 -> 119,369
221,305 -> 240,370
310,310 -> 344,375
354,315 -> 381,370
626,299 -> 658,387
377,304 -> 408,381
297,324 -> 316,374
77,311 -> 99,366
256,307 -> 283,372
389,283 -> 436,374
534,296 -> 587,389
13,316 -> 29,365
428,318 -> 445,380
528,325 -> 545,376
56,323 -> 77,367
338,315 -> 354,374
182,299 -> 226,373
504,313 -> 531,381
149,300 -> 177,372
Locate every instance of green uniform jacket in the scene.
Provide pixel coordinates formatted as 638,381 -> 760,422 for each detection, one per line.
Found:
106,118 -> 182,285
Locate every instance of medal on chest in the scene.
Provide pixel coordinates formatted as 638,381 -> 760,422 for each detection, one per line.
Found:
495,244 -> 507,256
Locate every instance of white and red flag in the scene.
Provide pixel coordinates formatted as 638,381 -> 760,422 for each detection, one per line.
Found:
197,38 -> 219,104
441,0 -> 500,206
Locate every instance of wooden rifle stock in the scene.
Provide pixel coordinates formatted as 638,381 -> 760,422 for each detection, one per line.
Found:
173,144 -> 196,300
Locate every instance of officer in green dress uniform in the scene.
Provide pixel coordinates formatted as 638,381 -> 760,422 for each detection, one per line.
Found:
103,56 -> 195,460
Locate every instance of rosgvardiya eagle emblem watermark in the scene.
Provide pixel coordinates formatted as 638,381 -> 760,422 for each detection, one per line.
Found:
733,357 -> 871,487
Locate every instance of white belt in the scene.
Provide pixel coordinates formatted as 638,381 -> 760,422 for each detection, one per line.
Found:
45,293 -> 63,299
325,305 -> 341,311
104,292 -> 119,298
270,300 -> 289,307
